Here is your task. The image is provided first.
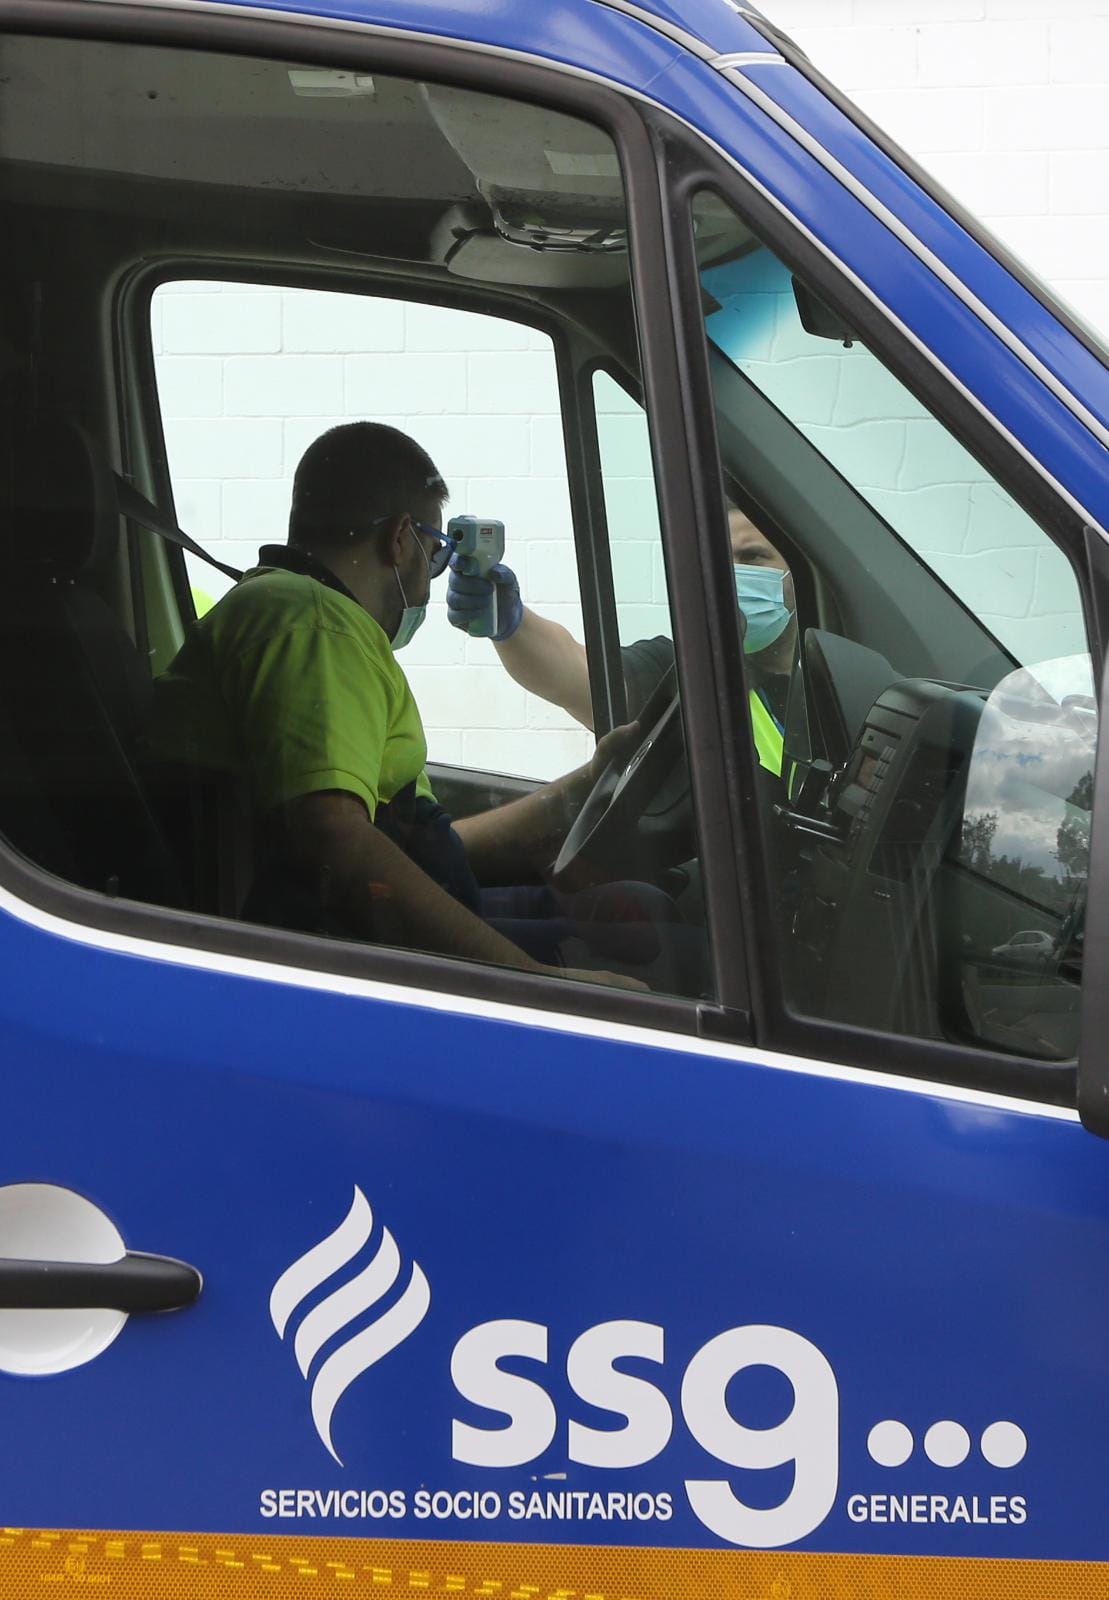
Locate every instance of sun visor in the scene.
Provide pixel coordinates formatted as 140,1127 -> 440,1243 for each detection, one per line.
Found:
421,85 -> 630,284
430,204 -> 631,287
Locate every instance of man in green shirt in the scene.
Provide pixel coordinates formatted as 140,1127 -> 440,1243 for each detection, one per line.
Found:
153,422 -> 639,987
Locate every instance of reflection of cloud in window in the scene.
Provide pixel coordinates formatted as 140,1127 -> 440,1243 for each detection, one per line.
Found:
959,658 -> 1095,905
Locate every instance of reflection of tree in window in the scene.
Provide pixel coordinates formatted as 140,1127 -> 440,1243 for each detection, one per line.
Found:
1055,771 -> 1093,888
961,811 -> 997,873
960,798 -> 1089,920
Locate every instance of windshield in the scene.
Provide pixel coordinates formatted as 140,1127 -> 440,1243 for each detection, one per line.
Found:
694,193 -> 1095,1068
702,245 -> 1086,675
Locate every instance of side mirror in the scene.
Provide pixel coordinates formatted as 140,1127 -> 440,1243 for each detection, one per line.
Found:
791,276 -> 858,347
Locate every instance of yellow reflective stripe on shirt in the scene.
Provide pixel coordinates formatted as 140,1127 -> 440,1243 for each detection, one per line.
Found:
749,687 -> 784,776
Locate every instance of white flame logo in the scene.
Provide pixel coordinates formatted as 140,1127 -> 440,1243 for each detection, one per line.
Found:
269,1187 -> 430,1463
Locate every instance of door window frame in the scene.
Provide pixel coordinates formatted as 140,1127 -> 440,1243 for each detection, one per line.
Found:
657,117 -> 1100,1103
131,266 -> 588,703
135,272 -> 644,753
0,0 -> 751,1040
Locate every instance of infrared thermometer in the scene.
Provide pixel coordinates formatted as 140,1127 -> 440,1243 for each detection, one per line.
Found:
447,514 -> 506,639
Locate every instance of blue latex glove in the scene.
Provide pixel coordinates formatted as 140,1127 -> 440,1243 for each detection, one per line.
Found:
446,556 -> 523,641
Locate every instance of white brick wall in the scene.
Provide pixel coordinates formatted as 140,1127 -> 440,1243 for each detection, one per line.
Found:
761,0 -> 1109,334
155,287 -> 606,778
710,254 -> 1085,665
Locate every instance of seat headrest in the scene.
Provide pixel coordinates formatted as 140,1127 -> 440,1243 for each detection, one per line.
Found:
1,416 -> 120,575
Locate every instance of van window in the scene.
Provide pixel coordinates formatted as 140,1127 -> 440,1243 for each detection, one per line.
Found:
0,32 -> 715,1011
701,238 -> 1084,668
153,286 -> 592,782
693,192 -> 1093,1066
593,371 -> 670,651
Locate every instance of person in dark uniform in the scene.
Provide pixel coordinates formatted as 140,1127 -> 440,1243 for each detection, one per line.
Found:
446,506 -> 797,775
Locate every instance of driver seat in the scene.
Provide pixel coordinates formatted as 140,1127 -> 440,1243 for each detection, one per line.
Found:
0,415 -> 186,906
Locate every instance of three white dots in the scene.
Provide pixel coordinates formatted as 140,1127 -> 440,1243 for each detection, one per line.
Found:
867,1419 -> 1026,1469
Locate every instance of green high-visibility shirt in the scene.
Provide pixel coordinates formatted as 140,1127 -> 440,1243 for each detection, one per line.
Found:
620,636 -> 785,777
152,563 -> 433,821
748,687 -> 785,777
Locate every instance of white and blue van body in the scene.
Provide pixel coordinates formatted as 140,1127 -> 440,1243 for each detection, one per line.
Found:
0,0 -> 1107,1594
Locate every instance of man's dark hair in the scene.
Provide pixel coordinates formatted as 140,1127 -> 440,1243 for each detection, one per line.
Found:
289,422 -> 448,554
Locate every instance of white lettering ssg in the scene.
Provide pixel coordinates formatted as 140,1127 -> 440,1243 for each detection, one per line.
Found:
449,1318 -> 839,1549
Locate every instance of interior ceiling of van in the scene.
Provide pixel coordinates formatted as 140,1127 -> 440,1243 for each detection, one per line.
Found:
0,35 -> 751,292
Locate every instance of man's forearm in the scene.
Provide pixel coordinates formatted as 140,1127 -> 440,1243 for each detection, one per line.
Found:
281,789 -> 649,995
453,766 -> 584,883
285,792 -> 546,972
494,608 -> 594,730
454,723 -> 641,884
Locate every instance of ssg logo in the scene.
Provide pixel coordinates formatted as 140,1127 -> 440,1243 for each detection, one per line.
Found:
269,1187 -> 430,1463
270,1187 -> 842,1548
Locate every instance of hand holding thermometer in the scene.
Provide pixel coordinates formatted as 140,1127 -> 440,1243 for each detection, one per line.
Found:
446,514 -> 508,639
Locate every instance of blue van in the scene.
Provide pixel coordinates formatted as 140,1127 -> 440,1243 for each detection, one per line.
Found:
0,0 -> 1107,1594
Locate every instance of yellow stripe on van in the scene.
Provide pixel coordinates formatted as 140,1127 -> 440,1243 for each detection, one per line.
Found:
2,1529 -> 1107,1597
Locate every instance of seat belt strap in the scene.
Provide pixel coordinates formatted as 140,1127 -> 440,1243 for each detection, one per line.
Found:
114,474 -> 243,584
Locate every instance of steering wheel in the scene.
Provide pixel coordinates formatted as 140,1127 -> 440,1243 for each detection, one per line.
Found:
550,665 -> 690,890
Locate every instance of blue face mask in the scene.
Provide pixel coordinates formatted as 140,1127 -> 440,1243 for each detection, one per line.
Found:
734,565 -> 793,656
391,527 -> 431,652
391,599 -> 426,652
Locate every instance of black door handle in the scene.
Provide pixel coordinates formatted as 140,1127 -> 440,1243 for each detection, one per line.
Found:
0,1251 -> 202,1312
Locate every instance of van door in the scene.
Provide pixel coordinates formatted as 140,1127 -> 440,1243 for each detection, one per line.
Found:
2,5 -> 1109,1598
0,13 -> 740,1593
652,147 -> 1109,1576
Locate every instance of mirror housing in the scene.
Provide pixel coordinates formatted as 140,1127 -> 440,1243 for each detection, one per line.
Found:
792,276 -> 858,346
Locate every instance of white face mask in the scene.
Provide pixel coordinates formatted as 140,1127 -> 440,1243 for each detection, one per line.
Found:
391,527 -> 431,652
